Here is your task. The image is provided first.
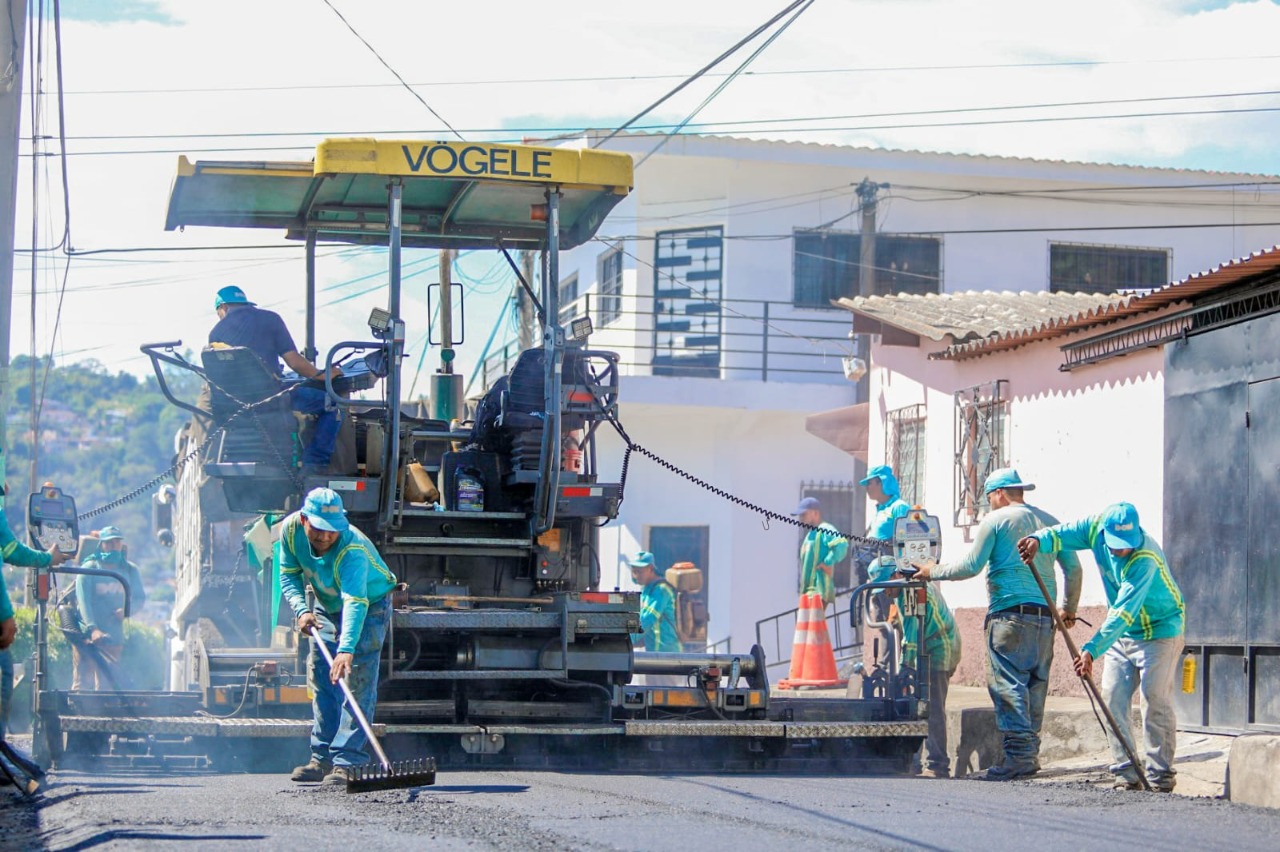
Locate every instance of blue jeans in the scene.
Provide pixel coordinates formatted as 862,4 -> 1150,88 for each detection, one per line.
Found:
308,598 -> 389,767
985,611 -> 1054,766
1102,635 -> 1183,786
0,648 -> 12,738
292,385 -> 342,466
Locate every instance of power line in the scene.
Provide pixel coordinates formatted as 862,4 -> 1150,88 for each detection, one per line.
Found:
636,0 -> 815,169
595,0 -> 810,147
43,53 -> 1280,96
32,86 -> 1280,143
29,104 -> 1280,159
319,0 -> 464,142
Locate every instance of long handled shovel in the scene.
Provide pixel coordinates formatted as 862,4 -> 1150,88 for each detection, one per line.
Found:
308,626 -> 436,794
1019,554 -> 1152,792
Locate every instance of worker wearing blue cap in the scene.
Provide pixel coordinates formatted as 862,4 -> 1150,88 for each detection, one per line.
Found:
914,467 -> 1081,781
279,488 -> 397,786
72,525 -> 146,691
628,552 -> 682,654
1019,502 -> 1184,793
791,497 -> 849,607
208,285 -> 344,473
0,446 -> 68,736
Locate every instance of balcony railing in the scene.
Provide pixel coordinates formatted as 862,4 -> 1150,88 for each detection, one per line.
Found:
481,293 -> 852,392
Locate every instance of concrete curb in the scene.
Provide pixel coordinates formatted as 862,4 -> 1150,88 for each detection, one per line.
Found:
1227,734 -> 1280,809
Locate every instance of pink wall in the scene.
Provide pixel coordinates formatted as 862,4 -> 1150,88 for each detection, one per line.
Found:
866,325 -> 1166,611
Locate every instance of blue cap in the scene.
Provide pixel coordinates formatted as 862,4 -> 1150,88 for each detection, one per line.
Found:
302,487 -> 350,532
98,525 -> 124,541
791,496 -> 820,515
867,556 -> 898,584
859,465 -> 901,496
628,551 -> 656,569
983,467 -> 1036,495
214,285 -> 255,309
1101,502 -> 1143,550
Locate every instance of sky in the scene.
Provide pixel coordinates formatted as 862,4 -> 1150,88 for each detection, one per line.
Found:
7,0 -> 1280,391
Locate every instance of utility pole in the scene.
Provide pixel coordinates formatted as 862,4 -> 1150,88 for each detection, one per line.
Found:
430,249 -> 462,422
853,177 -> 885,411
0,0 -> 28,458
856,177 -> 881,298
518,250 -> 537,350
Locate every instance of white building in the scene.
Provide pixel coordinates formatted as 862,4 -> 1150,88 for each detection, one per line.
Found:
483,132 -> 1280,666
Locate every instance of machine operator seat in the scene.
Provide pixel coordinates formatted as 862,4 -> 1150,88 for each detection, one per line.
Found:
198,346 -> 302,512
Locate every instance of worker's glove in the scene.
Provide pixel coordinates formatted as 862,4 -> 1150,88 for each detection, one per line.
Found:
0,616 -> 16,650
89,629 -> 110,644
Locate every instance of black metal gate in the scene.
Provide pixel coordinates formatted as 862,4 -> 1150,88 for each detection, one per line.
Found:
1166,307 -> 1280,732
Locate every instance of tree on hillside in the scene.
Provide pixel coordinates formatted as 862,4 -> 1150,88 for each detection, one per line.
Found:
2,354 -> 205,619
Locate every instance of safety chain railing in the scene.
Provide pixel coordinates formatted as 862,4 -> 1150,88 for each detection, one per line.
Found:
76,380 -> 299,521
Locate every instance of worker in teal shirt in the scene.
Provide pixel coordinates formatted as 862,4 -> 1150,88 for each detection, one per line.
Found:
1,458 -> 68,737
279,488 -> 397,786
628,552 -> 681,653
861,465 -> 912,542
916,468 -> 1080,781
791,497 -> 849,607
73,526 -> 145,691
1019,502 -> 1184,792
868,555 -> 960,778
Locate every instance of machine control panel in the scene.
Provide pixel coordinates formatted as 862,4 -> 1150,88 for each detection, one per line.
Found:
27,484 -> 80,555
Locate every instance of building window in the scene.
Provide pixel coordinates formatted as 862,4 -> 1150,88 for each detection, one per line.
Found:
653,226 -> 723,377
597,246 -> 623,327
648,525 -> 710,651
1049,242 -> 1170,294
886,404 -> 926,508
793,230 -> 941,307
558,273 -> 579,325
798,481 -> 857,591
954,381 -> 1008,527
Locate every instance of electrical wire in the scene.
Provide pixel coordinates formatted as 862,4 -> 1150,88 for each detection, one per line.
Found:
635,0 -> 814,169
319,0 -> 464,142
594,0 -> 810,147
45,53 -> 1280,97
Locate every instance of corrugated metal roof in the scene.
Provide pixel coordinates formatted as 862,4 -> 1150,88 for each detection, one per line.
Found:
551,130 -> 1280,181
836,290 -> 1130,346
934,244 -> 1280,360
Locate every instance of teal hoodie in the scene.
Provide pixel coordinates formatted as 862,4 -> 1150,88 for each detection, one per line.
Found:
278,512 -> 397,654
1033,515 -> 1184,658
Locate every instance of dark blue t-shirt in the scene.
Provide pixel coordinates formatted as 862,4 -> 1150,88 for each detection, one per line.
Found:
208,306 -> 297,377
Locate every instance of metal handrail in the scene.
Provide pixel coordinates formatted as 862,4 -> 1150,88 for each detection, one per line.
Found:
480,295 -> 852,391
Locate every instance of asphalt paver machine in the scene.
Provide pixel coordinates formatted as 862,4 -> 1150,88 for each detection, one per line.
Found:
52,138 -> 929,773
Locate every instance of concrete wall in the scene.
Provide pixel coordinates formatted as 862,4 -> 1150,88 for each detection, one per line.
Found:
596,394 -> 858,653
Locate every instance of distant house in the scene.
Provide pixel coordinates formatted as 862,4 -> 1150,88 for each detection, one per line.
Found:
840,246 -> 1280,728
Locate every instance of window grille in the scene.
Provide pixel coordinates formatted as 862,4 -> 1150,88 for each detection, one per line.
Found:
954,381 -> 1009,527
597,246 -> 623,326
653,226 -> 723,377
886,404 -> 926,508
557,273 -> 579,325
793,230 -> 942,307
1049,242 -> 1170,294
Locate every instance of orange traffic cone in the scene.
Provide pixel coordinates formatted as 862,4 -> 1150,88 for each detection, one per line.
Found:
777,592 -> 847,689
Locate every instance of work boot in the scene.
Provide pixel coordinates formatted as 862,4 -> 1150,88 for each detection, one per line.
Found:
1151,778 -> 1176,793
290,757 -> 332,782
1113,777 -> 1142,791
978,761 -> 1037,781
322,766 -> 353,786
918,767 -> 950,779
